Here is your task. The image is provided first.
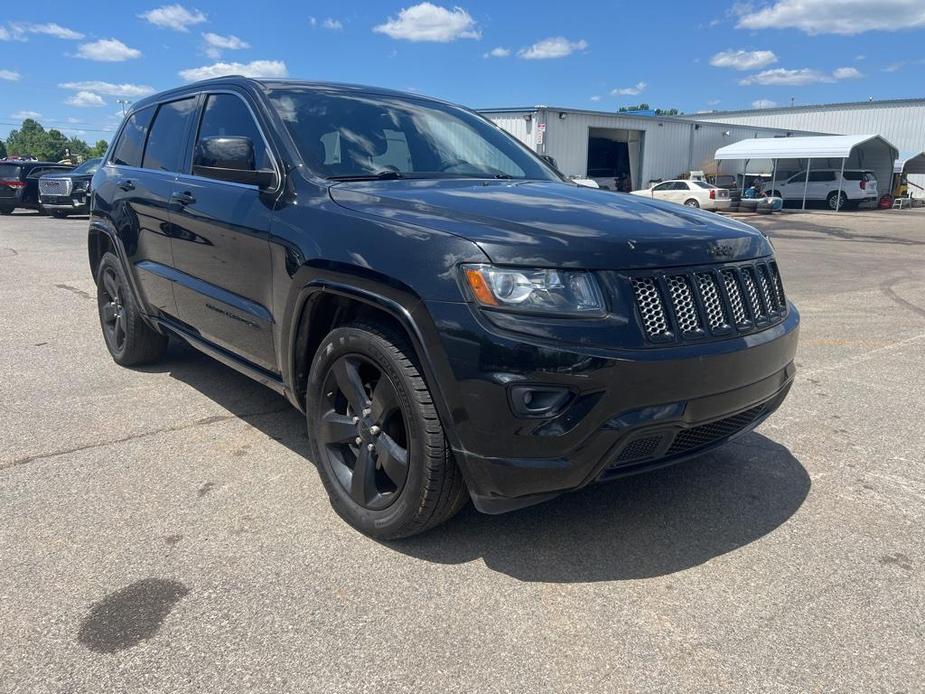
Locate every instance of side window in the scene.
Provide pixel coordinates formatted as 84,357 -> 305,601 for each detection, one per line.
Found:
142,98 -> 198,173
787,172 -> 805,184
808,171 -> 836,182
652,182 -> 672,192
111,107 -> 155,168
195,94 -> 269,171
674,181 -> 691,190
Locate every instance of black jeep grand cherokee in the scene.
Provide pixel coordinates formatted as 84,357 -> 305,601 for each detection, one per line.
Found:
89,78 -> 799,539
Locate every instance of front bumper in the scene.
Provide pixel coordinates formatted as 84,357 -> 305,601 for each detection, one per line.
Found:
424,300 -> 800,513
39,193 -> 88,210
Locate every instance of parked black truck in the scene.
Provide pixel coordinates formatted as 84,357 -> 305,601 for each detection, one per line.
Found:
88,77 -> 799,538
39,157 -> 102,218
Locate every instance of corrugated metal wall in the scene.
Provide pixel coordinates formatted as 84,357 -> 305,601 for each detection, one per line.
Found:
691,101 -> 925,193
483,109 -> 799,188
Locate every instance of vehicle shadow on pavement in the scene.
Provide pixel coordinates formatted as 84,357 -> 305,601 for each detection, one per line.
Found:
391,435 -> 809,582
151,341 -> 809,583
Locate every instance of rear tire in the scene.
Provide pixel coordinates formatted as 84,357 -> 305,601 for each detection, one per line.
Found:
306,322 -> 468,539
96,252 -> 168,366
827,191 -> 848,211
684,198 -> 700,208
0,206 -> 13,215
51,210 -> 68,219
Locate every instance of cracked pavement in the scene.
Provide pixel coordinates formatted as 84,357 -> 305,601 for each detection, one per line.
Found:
1,208 -> 923,692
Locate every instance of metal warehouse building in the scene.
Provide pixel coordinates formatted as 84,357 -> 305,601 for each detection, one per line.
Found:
686,98 -> 925,192
480,106 -> 812,191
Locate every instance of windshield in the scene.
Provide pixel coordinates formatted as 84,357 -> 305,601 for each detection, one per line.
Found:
0,163 -> 22,179
268,89 -> 558,181
72,158 -> 102,175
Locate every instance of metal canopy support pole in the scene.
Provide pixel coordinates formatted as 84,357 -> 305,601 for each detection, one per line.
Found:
802,159 -> 812,211
836,157 -> 846,212
742,159 -> 749,197
771,159 -> 777,196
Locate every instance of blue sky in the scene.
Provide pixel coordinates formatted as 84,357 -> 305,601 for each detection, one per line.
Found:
2,0 -> 924,142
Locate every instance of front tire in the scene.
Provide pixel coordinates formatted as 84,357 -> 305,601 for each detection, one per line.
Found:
96,252 -> 168,366
684,198 -> 700,208
51,210 -> 69,219
306,323 -> 468,539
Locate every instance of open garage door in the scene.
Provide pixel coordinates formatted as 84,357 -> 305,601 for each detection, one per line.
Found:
587,127 -> 643,191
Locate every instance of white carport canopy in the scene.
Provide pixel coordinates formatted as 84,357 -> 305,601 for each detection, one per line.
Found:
895,151 -> 925,175
715,134 -> 898,211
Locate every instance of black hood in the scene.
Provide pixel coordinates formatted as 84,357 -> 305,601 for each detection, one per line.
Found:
329,179 -> 772,269
42,171 -> 91,183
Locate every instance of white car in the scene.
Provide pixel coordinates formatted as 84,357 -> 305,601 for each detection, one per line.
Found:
631,180 -> 730,210
770,169 -> 878,210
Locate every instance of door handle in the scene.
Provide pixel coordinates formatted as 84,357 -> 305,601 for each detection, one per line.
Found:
171,191 -> 196,206
117,178 -> 135,192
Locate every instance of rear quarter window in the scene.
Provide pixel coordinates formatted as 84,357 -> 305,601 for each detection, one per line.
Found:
0,164 -> 23,179
111,107 -> 155,168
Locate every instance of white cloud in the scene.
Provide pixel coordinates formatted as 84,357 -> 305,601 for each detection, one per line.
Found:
710,49 -> 778,70
736,0 -> 925,34
66,91 -> 106,107
483,46 -> 510,58
738,66 -> 863,85
707,99 -> 721,106
140,4 -> 207,32
59,81 -> 155,97
202,32 -> 249,58
518,36 -> 588,60
77,38 -> 142,62
373,3 -> 480,42
833,66 -> 862,79
0,69 -> 20,81
752,99 -> 778,109
612,81 -> 647,96
0,22 -> 84,41
322,18 -> 343,30
589,95 -> 601,102
203,32 -> 249,50
11,110 -> 41,119
179,59 -> 288,81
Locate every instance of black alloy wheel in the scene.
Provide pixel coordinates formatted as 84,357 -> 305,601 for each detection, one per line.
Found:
99,264 -> 128,355
318,354 -> 410,510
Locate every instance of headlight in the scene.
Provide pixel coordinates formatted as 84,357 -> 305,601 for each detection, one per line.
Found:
73,180 -> 89,192
461,264 -> 605,317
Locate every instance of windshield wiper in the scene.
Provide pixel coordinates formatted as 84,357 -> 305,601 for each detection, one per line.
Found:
327,170 -> 403,182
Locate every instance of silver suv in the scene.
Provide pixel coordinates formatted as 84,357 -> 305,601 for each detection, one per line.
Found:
771,169 -> 878,210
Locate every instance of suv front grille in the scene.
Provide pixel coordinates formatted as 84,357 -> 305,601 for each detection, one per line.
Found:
629,260 -> 786,344
39,178 -> 71,196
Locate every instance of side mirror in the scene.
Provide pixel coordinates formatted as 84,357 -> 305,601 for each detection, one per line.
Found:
540,154 -> 559,171
193,136 -> 276,188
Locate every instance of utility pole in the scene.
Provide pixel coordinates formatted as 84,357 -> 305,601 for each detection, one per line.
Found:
116,99 -> 132,117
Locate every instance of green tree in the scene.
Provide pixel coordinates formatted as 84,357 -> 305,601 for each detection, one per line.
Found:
0,140 -> 6,159
90,140 -> 109,157
618,103 -> 683,116
4,118 -> 102,161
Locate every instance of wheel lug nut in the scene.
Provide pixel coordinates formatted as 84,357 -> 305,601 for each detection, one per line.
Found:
369,425 -> 380,436
352,416 -> 359,424
367,443 -> 375,452
362,408 -> 371,417
355,437 -> 362,445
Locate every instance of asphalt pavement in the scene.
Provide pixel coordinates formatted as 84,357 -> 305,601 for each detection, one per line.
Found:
1,207 -> 923,693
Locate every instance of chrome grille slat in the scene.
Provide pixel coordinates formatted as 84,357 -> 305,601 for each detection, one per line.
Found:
630,261 -> 786,346
696,272 -> 726,330
666,275 -> 701,333
721,269 -> 748,326
631,277 -> 670,339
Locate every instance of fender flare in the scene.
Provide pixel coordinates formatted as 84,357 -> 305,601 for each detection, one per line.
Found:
284,278 -> 465,454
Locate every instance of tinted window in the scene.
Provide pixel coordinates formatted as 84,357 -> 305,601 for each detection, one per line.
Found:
652,182 -> 672,192
112,107 -> 155,168
195,94 -> 269,171
72,158 -> 102,175
808,171 -> 836,182
693,181 -> 716,189
843,171 -> 875,181
142,98 -> 198,172
268,89 -> 557,181
0,164 -> 22,179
